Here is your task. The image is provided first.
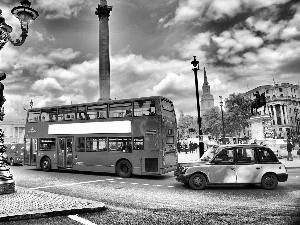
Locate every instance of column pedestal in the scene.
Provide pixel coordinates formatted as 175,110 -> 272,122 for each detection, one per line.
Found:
0,153 -> 15,195
249,115 -> 273,143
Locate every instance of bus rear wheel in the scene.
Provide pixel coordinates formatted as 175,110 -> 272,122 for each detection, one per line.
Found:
41,157 -> 51,172
116,160 -> 132,178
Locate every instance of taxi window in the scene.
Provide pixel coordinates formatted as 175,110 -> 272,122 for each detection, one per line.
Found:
256,147 -> 277,163
236,148 -> 255,163
213,148 -> 234,163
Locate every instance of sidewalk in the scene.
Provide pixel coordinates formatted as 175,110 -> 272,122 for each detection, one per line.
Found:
0,187 -> 105,222
178,149 -> 300,169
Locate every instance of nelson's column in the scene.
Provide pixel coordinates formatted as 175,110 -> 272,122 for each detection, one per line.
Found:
95,0 -> 112,101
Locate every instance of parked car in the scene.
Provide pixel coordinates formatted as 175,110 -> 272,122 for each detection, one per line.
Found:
174,144 -> 288,190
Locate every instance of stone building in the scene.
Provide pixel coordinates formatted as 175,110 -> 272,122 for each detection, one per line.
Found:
244,83 -> 300,139
200,68 -> 214,116
0,117 -> 25,143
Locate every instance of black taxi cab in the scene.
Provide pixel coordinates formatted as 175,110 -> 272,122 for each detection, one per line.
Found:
175,144 -> 288,190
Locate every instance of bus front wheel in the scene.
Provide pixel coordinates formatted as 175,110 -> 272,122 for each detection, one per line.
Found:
41,157 -> 51,172
116,160 -> 132,178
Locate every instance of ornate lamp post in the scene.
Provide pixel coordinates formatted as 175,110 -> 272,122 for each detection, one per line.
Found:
0,1 -> 38,194
191,56 -> 204,157
219,96 -> 225,144
0,0 -> 39,50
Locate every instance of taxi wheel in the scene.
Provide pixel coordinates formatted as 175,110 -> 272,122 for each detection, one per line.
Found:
116,160 -> 132,178
261,174 -> 278,190
189,173 -> 207,190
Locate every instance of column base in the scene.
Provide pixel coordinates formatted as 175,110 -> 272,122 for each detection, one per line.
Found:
0,179 -> 15,195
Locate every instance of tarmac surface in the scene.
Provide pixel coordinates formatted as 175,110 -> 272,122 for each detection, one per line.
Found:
0,148 -> 298,222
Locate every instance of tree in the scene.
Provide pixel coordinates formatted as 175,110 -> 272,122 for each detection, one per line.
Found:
224,93 -> 252,137
202,106 -> 223,139
177,111 -> 198,140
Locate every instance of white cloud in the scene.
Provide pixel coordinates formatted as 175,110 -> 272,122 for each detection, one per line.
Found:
32,77 -> 63,94
173,32 -> 211,60
212,29 -> 263,64
34,0 -> 87,19
47,48 -> 81,61
165,0 -> 291,26
243,0 -> 290,10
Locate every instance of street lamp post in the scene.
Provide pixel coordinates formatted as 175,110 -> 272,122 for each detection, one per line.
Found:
219,96 -> 225,144
191,56 -> 204,157
30,99 -> 33,109
0,0 -> 39,50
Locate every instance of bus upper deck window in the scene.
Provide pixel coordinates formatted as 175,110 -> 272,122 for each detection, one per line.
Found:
134,100 -> 156,116
109,102 -> 132,118
28,111 -> 40,123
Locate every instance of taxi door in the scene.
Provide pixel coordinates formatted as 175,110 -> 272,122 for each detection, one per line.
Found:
235,147 -> 261,183
208,148 -> 236,183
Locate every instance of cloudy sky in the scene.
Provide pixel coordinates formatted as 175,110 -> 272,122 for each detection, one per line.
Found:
0,0 -> 300,119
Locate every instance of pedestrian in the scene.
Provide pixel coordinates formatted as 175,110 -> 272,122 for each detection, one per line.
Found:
287,139 -> 294,161
189,141 -> 193,153
177,142 -> 181,153
184,143 -> 188,154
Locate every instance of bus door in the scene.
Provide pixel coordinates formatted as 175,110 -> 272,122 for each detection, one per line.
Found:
24,138 -> 37,166
58,137 -> 73,169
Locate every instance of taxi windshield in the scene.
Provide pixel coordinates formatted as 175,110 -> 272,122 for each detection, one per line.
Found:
200,146 -> 219,161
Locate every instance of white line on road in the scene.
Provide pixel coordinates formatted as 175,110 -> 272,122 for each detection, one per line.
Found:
120,181 -> 127,183
167,186 -> 175,188
29,180 -> 106,189
142,184 -> 149,185
68,214 -> 97,225
130,183 -> 138,185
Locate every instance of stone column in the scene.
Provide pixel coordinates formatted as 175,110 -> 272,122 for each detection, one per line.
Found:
280,104 -> 284,125
272,105 -> 277,125
284,105 -> 289,124
95,0 -> 112,101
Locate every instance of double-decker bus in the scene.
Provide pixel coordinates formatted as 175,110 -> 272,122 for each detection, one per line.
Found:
24,96 -> 177,177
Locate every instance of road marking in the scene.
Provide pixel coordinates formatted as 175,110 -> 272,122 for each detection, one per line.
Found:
68,214 -> 97,225
117,178 -> 123,179
29,178 -> 172,190
29,180 -> 106,189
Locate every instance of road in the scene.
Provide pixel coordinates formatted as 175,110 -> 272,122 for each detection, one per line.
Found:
5,166 -> 300,225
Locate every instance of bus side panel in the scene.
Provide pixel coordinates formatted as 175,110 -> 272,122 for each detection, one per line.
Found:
132,117 -> 162,175
73,151 -> 115,173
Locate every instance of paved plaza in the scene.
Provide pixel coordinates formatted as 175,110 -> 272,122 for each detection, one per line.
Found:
0,187 -> 105,222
